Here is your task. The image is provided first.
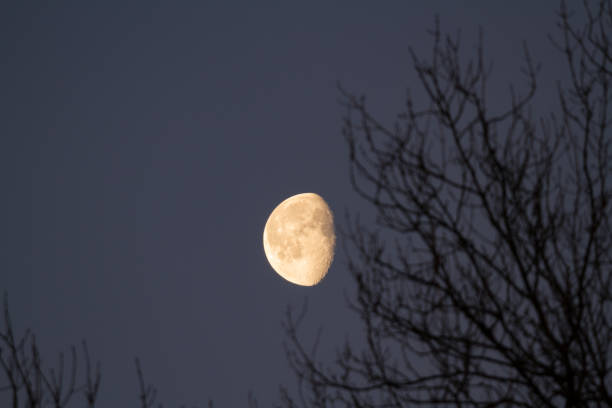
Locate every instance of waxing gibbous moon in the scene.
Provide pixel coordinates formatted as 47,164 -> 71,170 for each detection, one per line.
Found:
263,193 -> 335,286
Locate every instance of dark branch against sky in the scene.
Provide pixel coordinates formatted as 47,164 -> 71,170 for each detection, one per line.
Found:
0,2 -> 582,406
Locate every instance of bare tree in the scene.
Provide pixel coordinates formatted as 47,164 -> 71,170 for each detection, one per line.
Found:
283,1 -> 612,407
0,294 -> 101,408
0,294 -> 206,408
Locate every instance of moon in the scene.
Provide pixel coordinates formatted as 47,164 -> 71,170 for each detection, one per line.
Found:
263,193 -> 335,286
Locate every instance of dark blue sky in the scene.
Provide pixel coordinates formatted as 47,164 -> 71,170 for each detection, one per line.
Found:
1,2 -> 577,406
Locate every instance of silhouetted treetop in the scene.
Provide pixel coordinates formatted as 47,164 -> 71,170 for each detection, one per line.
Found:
283,2 -> 612,407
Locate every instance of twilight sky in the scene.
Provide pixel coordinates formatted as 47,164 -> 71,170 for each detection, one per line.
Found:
1,2 -> 580,406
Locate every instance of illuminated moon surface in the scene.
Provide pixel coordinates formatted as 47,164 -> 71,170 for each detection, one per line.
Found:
263,193 -> 335,286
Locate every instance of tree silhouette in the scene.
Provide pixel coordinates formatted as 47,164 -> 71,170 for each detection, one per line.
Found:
0,295 -> 100,408
283,2 -> 612,407
0,294 -> 210,408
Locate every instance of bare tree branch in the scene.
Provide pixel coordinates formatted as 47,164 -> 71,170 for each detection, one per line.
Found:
283,2 -> 612,407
